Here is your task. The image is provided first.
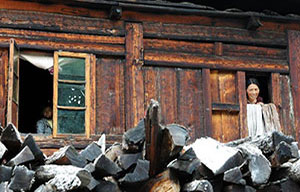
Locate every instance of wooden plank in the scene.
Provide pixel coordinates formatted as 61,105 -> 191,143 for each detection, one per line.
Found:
0,9 -> 125,36
85,54 -> 91,139
53,52 -> 59,138
0,49 -> 8,127
236,71 -> 247,138
7,39 -> 19,127
125,22 -> 144,130
0,0 -> 107,18
222,113 -> 240,142
158,68 -> 177,125
223,44 -> 287,60
219,72 -> 236,103
280,75 -> 296,137
212,103 -> 240,112
0,28 -> 124,44
96,58 -> 125,135
143,22 -> 287,46
143,39 -> 214,55
202,69 -> 212,137
144,51 -> 289,73
212,111 -> 223,141
177,69 -> 203,140
271,73 -> 282,119
287,30 -> 300,144
90,54 -> 96,135
144,67 -> 158,111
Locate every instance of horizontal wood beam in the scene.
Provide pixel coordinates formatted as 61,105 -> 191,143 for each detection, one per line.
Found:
143,22 -> 287,47
144,51 -> 289,73
0,9 -> 125,36
144,39 -> 286,60
212,103 -> 240,112
0,28 -> 125,55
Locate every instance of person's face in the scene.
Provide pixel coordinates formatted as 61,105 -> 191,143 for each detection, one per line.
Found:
247,84 -> 260,103
44,107 -> 52,119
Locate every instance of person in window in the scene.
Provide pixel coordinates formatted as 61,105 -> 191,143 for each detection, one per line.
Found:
246,78 -> 264,104
36,106 -> 53,134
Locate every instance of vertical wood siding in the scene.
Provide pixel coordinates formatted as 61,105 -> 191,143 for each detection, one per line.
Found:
144,67 -> 204,142
96,58 -> 125,136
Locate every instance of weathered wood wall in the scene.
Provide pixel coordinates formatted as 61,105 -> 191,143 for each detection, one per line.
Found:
0,0 -> 299,146
0,49 -> 8,127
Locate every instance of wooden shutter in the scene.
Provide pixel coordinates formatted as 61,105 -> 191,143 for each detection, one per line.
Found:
7,39 -> 20,127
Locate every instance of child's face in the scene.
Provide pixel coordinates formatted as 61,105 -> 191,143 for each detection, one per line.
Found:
44,107 -> 52,119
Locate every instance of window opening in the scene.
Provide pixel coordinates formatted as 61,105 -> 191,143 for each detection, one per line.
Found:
19,58 -> 53,133
246,72 -> 270,104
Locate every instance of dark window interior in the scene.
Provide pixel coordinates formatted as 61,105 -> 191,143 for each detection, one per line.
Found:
246,72 -> 270,104
19,60 -> 53,133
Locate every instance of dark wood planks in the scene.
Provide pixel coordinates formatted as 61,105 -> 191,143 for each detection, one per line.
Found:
143,22 -> 287,47
125,22 -> 145,130
144,50 -> 288,73
0,28 -> 125,56
0,9 -> 124,36
287,30 -> 300,144
280,75 -> 296,137
236,71 -> 247,138
202,69 -> 212,137
177,69 -> 203,141
144,67 -> 204,141
96,58 -> 125,135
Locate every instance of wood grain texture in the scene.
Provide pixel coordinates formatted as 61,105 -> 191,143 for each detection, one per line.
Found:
202,68 -> 212,137
287,30 -> 300,144
0,9 -> 124,36
271,73 -> 281,118
223,44 -> 287,60
144,67 -> 205,141
212,111 -> 239,142
211,71 -> 236,104
0,49 -> 8,127
280,75 -> 296,137
211,70 -> 240,142
0,0 -> 107,18
143,22 -> 286,46
144,39 -> 214,55
177,69 -> 203,141
236,71 -> 247,138
144,50 -> 289,73
0,28 -> 125,55
96,58 -> 125,135
125,23 -> 144,130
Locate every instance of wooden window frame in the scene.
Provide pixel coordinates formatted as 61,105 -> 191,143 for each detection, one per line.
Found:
7,39 -> 20,127
53,51 -> 93,138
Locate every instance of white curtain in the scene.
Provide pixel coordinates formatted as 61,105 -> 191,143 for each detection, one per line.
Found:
20,51 -> 53,70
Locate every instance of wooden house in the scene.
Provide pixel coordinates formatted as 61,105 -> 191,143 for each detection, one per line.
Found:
0,0 -> 300,153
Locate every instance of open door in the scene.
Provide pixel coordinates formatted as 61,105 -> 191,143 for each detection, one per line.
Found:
7,39 -> 20,127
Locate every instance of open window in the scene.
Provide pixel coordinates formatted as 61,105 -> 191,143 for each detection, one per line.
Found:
7,39 -> 20,127
53,51 -> 93,138
7,40 -> 95,137
246,72 -> 271,104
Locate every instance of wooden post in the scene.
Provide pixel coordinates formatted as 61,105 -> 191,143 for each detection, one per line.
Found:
202,69 -> 212,137
236,71 -> 247,138
125,22 -> 144,130
287,30 -> 300,144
